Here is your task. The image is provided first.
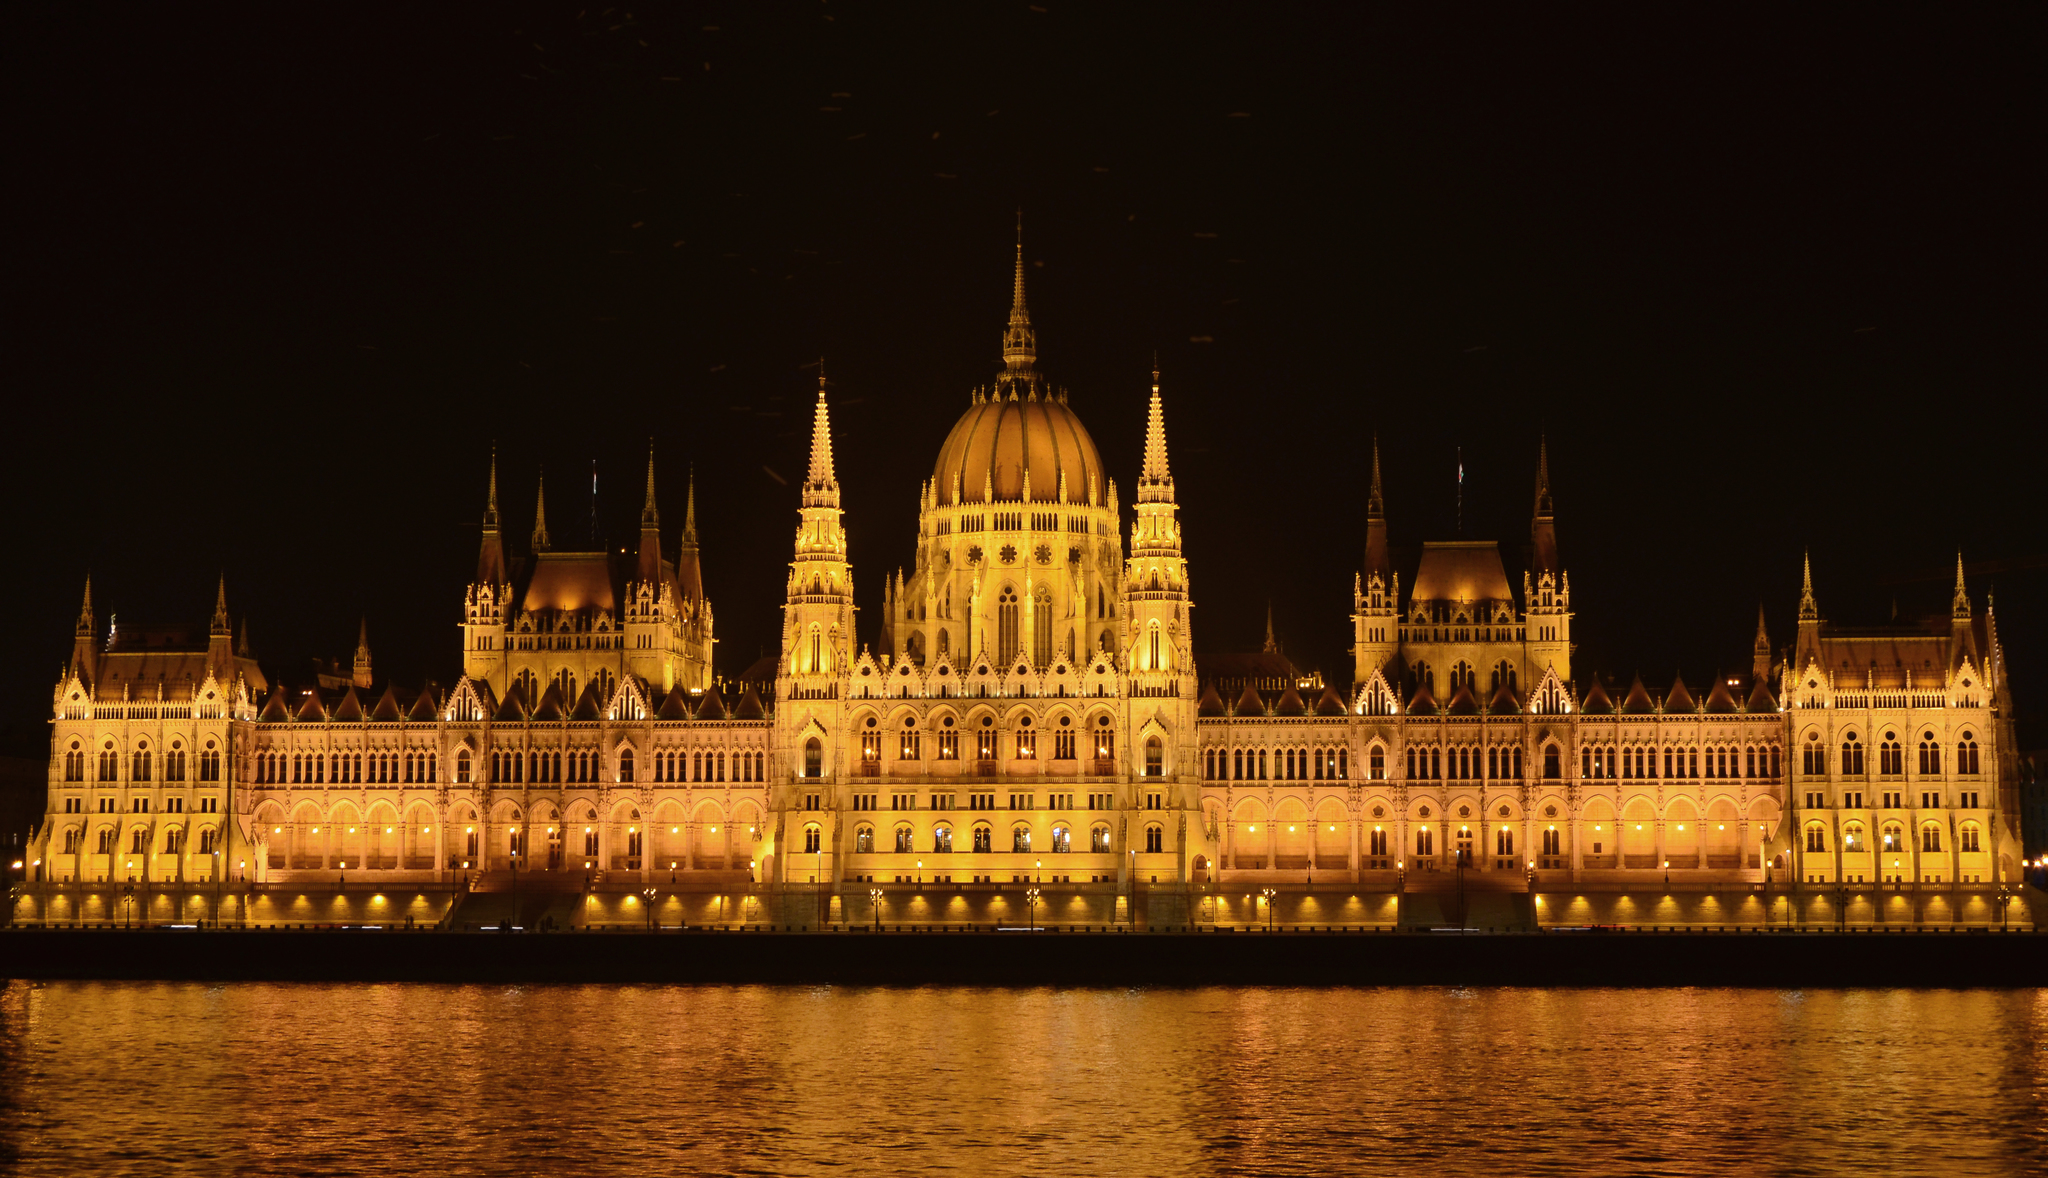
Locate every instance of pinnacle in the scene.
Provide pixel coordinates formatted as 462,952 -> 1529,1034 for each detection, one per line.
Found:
683,463 -> 699,545
641,441 -> 660,527
1138,367 -> 1173,501
483,447 -> 502,527
806,368 -> 838,493
1368,435 -> 1385,517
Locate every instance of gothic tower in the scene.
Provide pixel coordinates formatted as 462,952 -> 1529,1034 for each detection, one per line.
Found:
1352,438 -> 1398,685
463,450 -> 512,687
1124,367 -> 1194,682
1523,438 -> 1572,683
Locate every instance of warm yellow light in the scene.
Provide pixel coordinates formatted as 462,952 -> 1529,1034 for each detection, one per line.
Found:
312,826 -> 319,833
424,826 -> 432,833
709,826 -> 716,833
1548,824 -> 1556,831
1248,825 -> 1257,832
1596,825 -> 1603,831
466,826 -> 474,833
1636,824 -> 1643,830
672,826 -> 679,833
1375,825 -> 1382,832
1717,824 -> 1725,830
385,827 -> 393,834
585,826 -> 592,833
1329,825 -> 1337,832
273,826 -> 281,833
1289,826 -> 1296,833
349,827 -> 356,833
630,827 -> 637,834
1676,825 -> 1684,831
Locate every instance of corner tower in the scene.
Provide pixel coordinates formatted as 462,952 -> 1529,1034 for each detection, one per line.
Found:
463,450 -> 513,685
1522,438 -> 1571,682
1125,367 -> 1194,681
1351,439 -> 1398,685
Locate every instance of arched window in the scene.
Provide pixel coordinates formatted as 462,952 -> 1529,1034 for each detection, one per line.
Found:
1338,748 -> 1348,779
1148,621 -> 1163,671
1803,736 -> 1823,776
1918,734 -> 1940,776
1370,747 -> 1385,780
1144,825 -> 1163,853
98,743 -> 118,782
1804,824 -> 1826,853
1033,585 -> 1054,667
618,749 -> 634,783
456,750 -> 471,783
1881,823 -> 1902,851
1920,823 -> 1942,853
1012,824 -> 1032,853
973,825 -> 993,853
1879,731 -> 1902,776
804,825 -> 822,854
854,826 -> 874,854
1145,736 -> 1163,778
65,741 -> 84,782
1416,827 -> 1435,857
1959,732 -> 1980,775
1959,822 -> 1981,853
1051,825 -> 1071,853
199,741 -> 221,782
804,738 -> 823,779
133,743 -> 151,782
932,825 -> 953,853
1543,746 -> 1560,779
1841,732 -> 1864,776
998,588 -> 1020,665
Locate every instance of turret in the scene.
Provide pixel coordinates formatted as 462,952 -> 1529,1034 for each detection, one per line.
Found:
1752,604 -> 1771,684
1523,438 -> 1571,683
71,576 -> 97,687
464,451 -> 513,686
1951,552 -> 1980,669
531,470 -> 551,553
353,617 -> 373,689
784,368 -> 854,678
1794,548 -> 1822,676
1124,366 -> 1193,680
1352,437 -> 1398,685
208,576 -> 234,683
635,444 -> 664,587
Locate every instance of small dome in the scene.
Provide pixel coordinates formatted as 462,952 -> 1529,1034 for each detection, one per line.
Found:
932,393 -> 1103,506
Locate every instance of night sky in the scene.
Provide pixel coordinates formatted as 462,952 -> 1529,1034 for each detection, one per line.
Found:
8,4 -> 2044,754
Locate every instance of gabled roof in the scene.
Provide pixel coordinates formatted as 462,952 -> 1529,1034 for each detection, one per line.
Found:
1412,541 -> 1513,604
733,684 -> 767,720
1487,680 -> 1522,715
370,685 -> 404,721
1703,677 -> 1739,714
1580,680 -> 1614,715
1314,685 -> 1348,717
259,688 -> 291,723
1197,683 -> 1227,718
330,686 -> 364,722
1445,682 -> 1479,716
531,682 -> 566,721
1664,675 -> 1696,714
1621,676 -> 1656,715
1234,680 -> 1266,717
294,687 -> 327,721
1274,685 -> 1308,716
407,686 -> 440,720
656,688 -> 693,720
1745,677 -> 1777,713
695,687 -> 728,721
1407,680 -> 1438,716
570,680 -> 605,720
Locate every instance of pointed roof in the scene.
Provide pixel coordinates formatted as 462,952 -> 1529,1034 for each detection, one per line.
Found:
676,465 -> 705,603
1274,684 -> 1308,716
531,682 -> 566,721
370,684 -> 403,721
1197,682 -> 1227,717
1233,680 -> 1266,717
493,681 -> 528,722
1445,682 -> 1479,716
295,687 -> 327,721
1367,436 -> 1385,519
259,687 -> 290,723
1530,437 -> 1558,576
1952,551 -> 1971,619
407,685 -> 440,720
1137,366 -> 1173,502
1486,679 -> 1522,715
77,575 -> 94,634
1745,677 -> 1777,713
1664,674 -> 1697,714
1263,604 -> 1276,653
1621,675 -> 1656,715
656,688 -> 694,720
1406,680 -> 1438,716
1314,685 -> 1347,716
1580,679 -> 1614,715
330,686 -> 364,722
1363,437 -> 1391,583
733,683 -> 767,720
694,685 -> 728,721
570,680 -> 605,720
636,443 -> 666,587
211,576 -> 231,635
1703,677 -> 1740,714
531,471 -> 551,552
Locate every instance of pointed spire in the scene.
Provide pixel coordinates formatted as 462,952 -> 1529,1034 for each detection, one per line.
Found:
640,441 -> 660,528
483,445 -> 501,528
1137,365 -> 1174,502
211,575 -> 230,635
236,618 -> 250,658
353,617 -> 373,689
804,363 -> 840,507
1368,435 -> 1385,519
1798,548 -> 1818,621
531,470 -> 551,552
476,451 -> 509,584
1952,551 -> 1972,619
76,576 -> 94,636
683,464 -> 699,546
1263,603 -> 1277,653
1530,437 -> 1559,576
1753,604 -> 1771,682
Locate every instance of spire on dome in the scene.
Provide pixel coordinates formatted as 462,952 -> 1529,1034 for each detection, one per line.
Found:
1952,551 -> 1971,618
1002,214 -> 1037,373
531,470 -> 551,553
1798,548 -> 1818,621
1137,366 -> 1174,503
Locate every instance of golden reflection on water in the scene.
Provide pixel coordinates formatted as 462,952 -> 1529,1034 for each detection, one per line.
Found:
1,982 -> 2044,1177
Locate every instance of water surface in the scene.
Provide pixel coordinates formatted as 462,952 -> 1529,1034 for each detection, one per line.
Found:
2,981 -> 2042,1176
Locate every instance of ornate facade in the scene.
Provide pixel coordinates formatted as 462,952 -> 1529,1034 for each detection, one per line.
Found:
23,245 -> 2027,924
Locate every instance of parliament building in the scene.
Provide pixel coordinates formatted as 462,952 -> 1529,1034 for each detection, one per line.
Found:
21,246 -> 2030,929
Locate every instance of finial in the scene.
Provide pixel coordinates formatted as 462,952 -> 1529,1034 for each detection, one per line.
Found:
1533,434 -> 1552,517
1799,547 -> 1818,621
531,469 -> 551,552
1138,366 -> 1172,501
641,441 -> 660,526
1953,550 -> 1971,619
1264,602 -> 1276,653
1368,434 -> 1385,517
806,364 -> 838,496
483,446 -> 501,527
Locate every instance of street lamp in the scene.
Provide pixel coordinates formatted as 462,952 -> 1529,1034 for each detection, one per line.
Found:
1261,886 -> 1277,932
916,860 -> 923,890
1026,886 -> 1040,931
643,885 -> 657,931
869,886 -> 882,932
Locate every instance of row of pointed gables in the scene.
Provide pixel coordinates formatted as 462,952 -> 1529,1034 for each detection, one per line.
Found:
261,683 -> 441,723
1578,672 -> 1777,715
1203,680 -> 1348,718
1702,678 -> 1740,714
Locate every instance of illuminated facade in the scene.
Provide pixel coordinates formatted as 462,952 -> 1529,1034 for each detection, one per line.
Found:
24,246 -> 2027,919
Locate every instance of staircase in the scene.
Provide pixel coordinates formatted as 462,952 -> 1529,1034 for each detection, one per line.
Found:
449,870 -> 589,931
1400,868 -> 1535,931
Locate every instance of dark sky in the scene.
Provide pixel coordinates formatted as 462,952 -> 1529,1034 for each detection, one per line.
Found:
7,3 -> 2044,754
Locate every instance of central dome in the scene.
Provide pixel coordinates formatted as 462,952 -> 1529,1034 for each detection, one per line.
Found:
932,392 -> 1103,506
